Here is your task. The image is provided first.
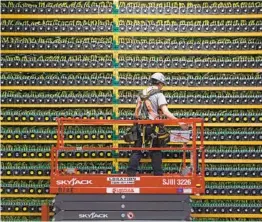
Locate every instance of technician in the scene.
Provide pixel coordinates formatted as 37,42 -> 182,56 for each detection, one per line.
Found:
127,73 -> 188,176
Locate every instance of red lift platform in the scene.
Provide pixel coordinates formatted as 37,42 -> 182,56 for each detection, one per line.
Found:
43,118 -> 205,221
50,118 -> 205,195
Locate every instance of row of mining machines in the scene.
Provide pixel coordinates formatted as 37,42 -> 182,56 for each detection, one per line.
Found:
1,0 -> 262,221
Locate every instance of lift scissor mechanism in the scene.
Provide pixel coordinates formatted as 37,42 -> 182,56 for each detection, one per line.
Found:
40,118 -> 205,221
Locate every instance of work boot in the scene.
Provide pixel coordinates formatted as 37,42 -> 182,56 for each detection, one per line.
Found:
153,172 -> 163,176
127,170 -> 136,176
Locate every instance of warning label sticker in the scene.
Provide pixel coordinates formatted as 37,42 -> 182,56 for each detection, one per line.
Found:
107,177 -> 140,185
106,187 -> 140,193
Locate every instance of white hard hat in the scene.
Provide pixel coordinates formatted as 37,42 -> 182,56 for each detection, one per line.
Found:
151,72 -> 166,85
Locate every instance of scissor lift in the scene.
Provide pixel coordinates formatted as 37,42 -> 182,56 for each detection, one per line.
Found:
42,118 -> 205,221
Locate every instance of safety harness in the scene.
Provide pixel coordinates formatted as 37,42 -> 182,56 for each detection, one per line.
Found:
124,87 -> 170,148
138,87 -> 162,120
